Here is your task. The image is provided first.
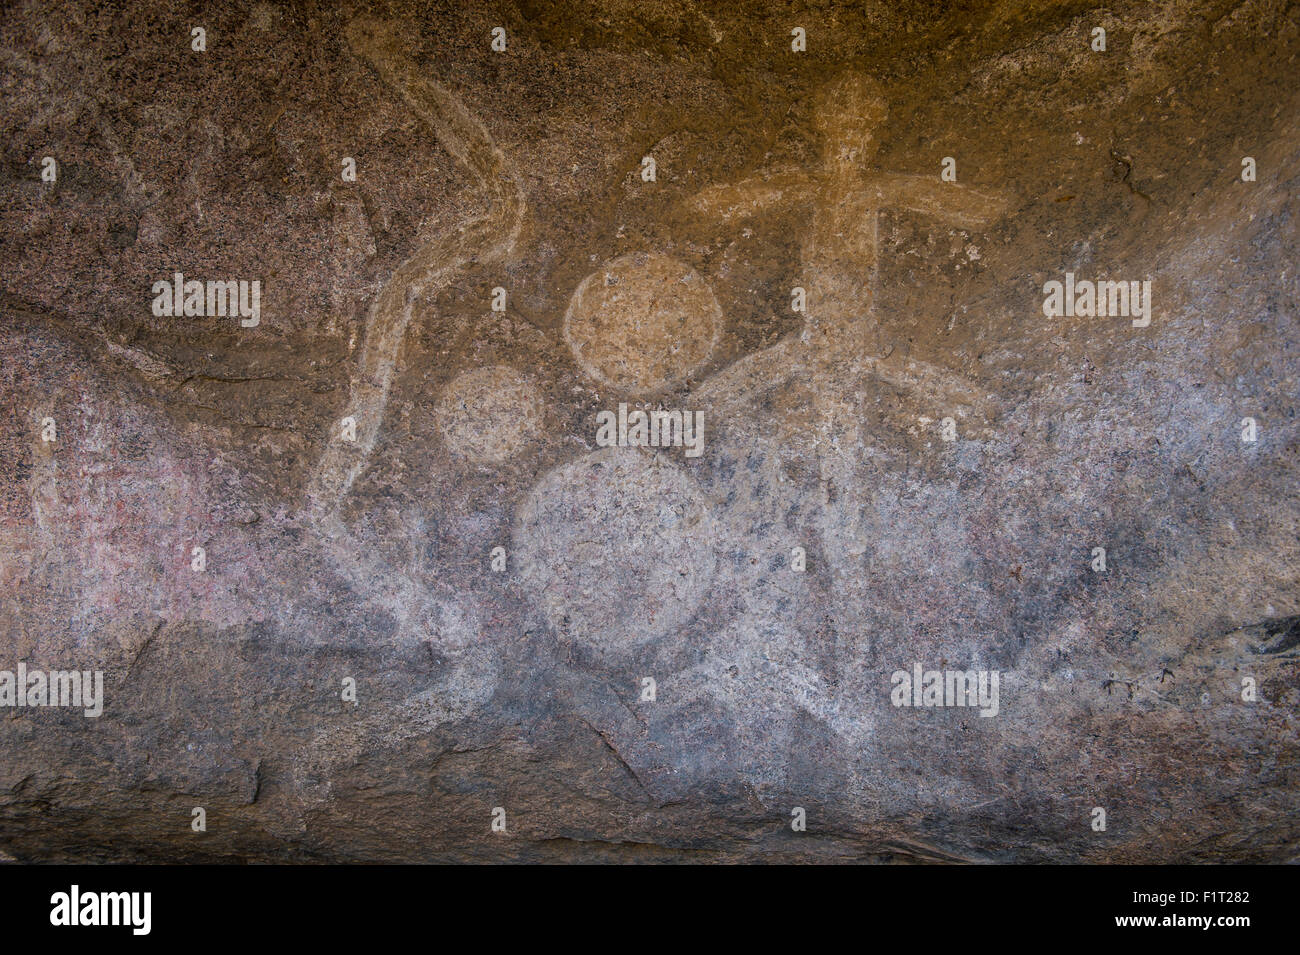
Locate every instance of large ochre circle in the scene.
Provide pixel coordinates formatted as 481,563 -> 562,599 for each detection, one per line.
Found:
514,447 -> 716,652
562,252 -> 722,393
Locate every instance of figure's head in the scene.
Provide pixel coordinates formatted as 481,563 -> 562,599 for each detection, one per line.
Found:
813,72 -> 888,167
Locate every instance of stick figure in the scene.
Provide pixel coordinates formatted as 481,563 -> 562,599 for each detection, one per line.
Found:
690,72 -> 1005,358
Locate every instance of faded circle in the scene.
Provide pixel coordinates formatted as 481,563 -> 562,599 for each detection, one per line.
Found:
514,447 -> 716,652
563,252 -> 722,392
436,366 -> 542,464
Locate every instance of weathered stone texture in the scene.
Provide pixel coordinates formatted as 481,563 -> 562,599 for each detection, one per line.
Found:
1,0 -> 1297,862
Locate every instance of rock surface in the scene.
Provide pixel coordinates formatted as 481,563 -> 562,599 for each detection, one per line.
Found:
1,0 -> 1297,862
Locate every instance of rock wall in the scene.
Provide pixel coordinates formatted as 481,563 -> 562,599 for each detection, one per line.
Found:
1,0 -> 1297,862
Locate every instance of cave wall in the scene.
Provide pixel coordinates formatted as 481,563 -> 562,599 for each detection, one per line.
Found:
1,0 -> 1298,862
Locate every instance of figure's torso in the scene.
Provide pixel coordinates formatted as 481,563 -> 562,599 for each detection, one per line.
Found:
802,180 -> 882,347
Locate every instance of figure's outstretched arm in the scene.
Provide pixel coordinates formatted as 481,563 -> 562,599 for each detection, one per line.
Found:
868,173 -> 1007,229
687,166 -> 818,223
